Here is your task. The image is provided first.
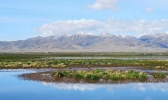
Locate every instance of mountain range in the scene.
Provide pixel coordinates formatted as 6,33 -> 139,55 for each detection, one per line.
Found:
1,33 -> 168,52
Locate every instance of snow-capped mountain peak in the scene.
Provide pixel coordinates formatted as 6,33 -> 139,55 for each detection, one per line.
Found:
0,32 -> 168,52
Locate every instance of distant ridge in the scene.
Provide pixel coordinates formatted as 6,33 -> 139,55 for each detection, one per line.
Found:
0,33 -> 168,52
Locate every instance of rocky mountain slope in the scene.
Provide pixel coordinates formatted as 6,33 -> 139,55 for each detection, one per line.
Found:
0,33 -> 168,52
140,33 -> 168,48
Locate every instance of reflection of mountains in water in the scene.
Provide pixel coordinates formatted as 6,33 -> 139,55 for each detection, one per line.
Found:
42,82 -> 168,92
1,33 -> 168,52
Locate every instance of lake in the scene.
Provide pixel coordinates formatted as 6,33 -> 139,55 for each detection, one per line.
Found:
1,69 -> 168,100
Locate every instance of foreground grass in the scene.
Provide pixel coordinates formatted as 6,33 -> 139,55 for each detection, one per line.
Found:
52,69 -> 148,81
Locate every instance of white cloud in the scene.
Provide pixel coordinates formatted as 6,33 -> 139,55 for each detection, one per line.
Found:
36,19 -> 102,36
36,18 -> 168,37
87,0 -> 119,10
145,7 -> 153,13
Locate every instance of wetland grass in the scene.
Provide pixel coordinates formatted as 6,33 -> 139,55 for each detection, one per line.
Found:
1,52 -> 168,70
151,73 -> 167,78
1,59 -> 168,70
51,69 -> 148,81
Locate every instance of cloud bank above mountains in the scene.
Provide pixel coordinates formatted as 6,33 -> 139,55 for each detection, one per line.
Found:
1,0 -> 168,41
36,18 -> 168,37
35,0 -> 168,38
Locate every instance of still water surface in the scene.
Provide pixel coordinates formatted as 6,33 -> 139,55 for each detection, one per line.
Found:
0,69 -> 168,100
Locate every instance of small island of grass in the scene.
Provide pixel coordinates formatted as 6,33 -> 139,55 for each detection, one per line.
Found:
51,69 -> 168,83
52,69 -> 148,81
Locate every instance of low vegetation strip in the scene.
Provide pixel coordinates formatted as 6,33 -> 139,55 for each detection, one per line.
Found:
1,59 -> 168,70
51,69 -> 148,81
1,53 -> 168,70
19,69 -> 168,84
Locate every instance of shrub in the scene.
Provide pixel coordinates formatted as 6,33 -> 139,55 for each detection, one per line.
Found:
74,73 -> 84,79
91,74 -> 100,80
152,73 -> 167,78
84,73 -> 92,80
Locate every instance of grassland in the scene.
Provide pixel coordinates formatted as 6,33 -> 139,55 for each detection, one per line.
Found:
52,69 -> 148,80
51,69 -> 167,82
4,52 -> 167,83
1,52 -> 168,70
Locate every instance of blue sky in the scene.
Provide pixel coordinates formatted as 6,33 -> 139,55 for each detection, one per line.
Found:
1,0 -> 168,41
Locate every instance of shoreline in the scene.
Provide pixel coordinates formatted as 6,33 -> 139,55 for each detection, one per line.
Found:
18,69 -> 168,84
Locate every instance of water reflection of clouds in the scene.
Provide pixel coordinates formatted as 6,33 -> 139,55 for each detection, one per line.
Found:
42,82 -> 104,91
134,83 -> 168,92
42,82 -> 168,92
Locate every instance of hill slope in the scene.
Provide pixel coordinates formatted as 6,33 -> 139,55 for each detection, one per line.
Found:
0,33 -> 168,52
